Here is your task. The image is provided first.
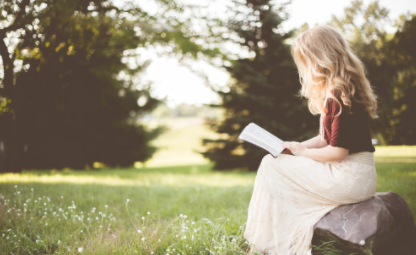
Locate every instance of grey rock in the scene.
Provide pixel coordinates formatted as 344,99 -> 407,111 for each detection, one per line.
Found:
313,192 -> 416,255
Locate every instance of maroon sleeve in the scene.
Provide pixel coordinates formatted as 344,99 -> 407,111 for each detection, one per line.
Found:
328,97 -> 350,150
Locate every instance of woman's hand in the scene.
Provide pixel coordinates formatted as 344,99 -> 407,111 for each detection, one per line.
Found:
282,141 -> 307,157
281,148 -> 293,155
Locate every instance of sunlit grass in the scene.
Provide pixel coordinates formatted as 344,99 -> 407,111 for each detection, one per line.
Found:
0,164 -> 254,187
137,117 -> 219,167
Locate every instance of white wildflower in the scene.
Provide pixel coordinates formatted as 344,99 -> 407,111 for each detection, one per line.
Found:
78,247 -> 83,252
360,240 -> 365,245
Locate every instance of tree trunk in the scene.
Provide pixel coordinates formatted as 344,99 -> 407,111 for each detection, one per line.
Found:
0,36 -> 23,173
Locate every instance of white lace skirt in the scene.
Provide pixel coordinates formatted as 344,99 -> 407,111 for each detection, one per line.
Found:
244,152 -> 377,255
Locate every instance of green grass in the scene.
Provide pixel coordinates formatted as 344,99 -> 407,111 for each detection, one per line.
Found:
0,117 -> 415,254
1,154 -> 415,254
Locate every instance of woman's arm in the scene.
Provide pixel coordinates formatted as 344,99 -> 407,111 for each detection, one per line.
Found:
303,145 -> 349,162
300,135 -> 328,149
282,142 -> 349,162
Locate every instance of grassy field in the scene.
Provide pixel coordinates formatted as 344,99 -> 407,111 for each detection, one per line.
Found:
0,117 -> 415,254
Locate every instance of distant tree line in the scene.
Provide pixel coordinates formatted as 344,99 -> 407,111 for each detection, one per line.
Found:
147,102 -> 224,119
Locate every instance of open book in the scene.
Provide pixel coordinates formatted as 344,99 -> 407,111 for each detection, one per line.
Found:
238,122 -> 284,158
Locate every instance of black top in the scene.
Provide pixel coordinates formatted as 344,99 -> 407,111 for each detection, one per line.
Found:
322,91 -> 375,153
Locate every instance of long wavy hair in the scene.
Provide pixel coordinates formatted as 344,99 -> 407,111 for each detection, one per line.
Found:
290,25 -> 378,118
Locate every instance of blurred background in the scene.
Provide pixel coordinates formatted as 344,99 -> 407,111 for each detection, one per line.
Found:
1,0 -> 415,173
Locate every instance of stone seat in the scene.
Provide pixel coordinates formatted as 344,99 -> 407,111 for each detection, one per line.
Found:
313,192 -> 416,255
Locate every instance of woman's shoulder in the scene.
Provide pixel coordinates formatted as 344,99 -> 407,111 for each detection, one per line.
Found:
325,89 -> 365,116
324,90 -> 343,115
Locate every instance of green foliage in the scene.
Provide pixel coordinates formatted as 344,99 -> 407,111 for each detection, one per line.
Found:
384,15 -> 416,144
15,7 -> 167,169
0,0 -> 222,171
201,0 -> 318,170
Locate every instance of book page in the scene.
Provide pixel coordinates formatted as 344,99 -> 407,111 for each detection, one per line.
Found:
238,123 -> 284,157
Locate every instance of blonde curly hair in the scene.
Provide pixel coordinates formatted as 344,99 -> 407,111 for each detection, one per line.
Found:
291,25 -> 378,118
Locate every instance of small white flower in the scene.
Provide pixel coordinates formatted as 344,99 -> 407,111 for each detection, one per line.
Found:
142,216 -> 145,220
167,248 -> 170,252
78,247 -> 83,252
359,240 -> 365,245
141,237 -> 145,241
105,205 -> 108,208
58,240 -> 61,244
126,199 -> 130,203
158,239 -> 161,242
137,229 -> 142,233
147,211 -> 150,215
179,214 -> 183,217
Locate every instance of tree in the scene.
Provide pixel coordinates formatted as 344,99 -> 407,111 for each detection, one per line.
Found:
200,0 -> 318,171
0,0 -> 220,171
386,14 -> 416,144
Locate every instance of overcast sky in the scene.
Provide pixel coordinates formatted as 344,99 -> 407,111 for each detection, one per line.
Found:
140,0 -> 416,108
